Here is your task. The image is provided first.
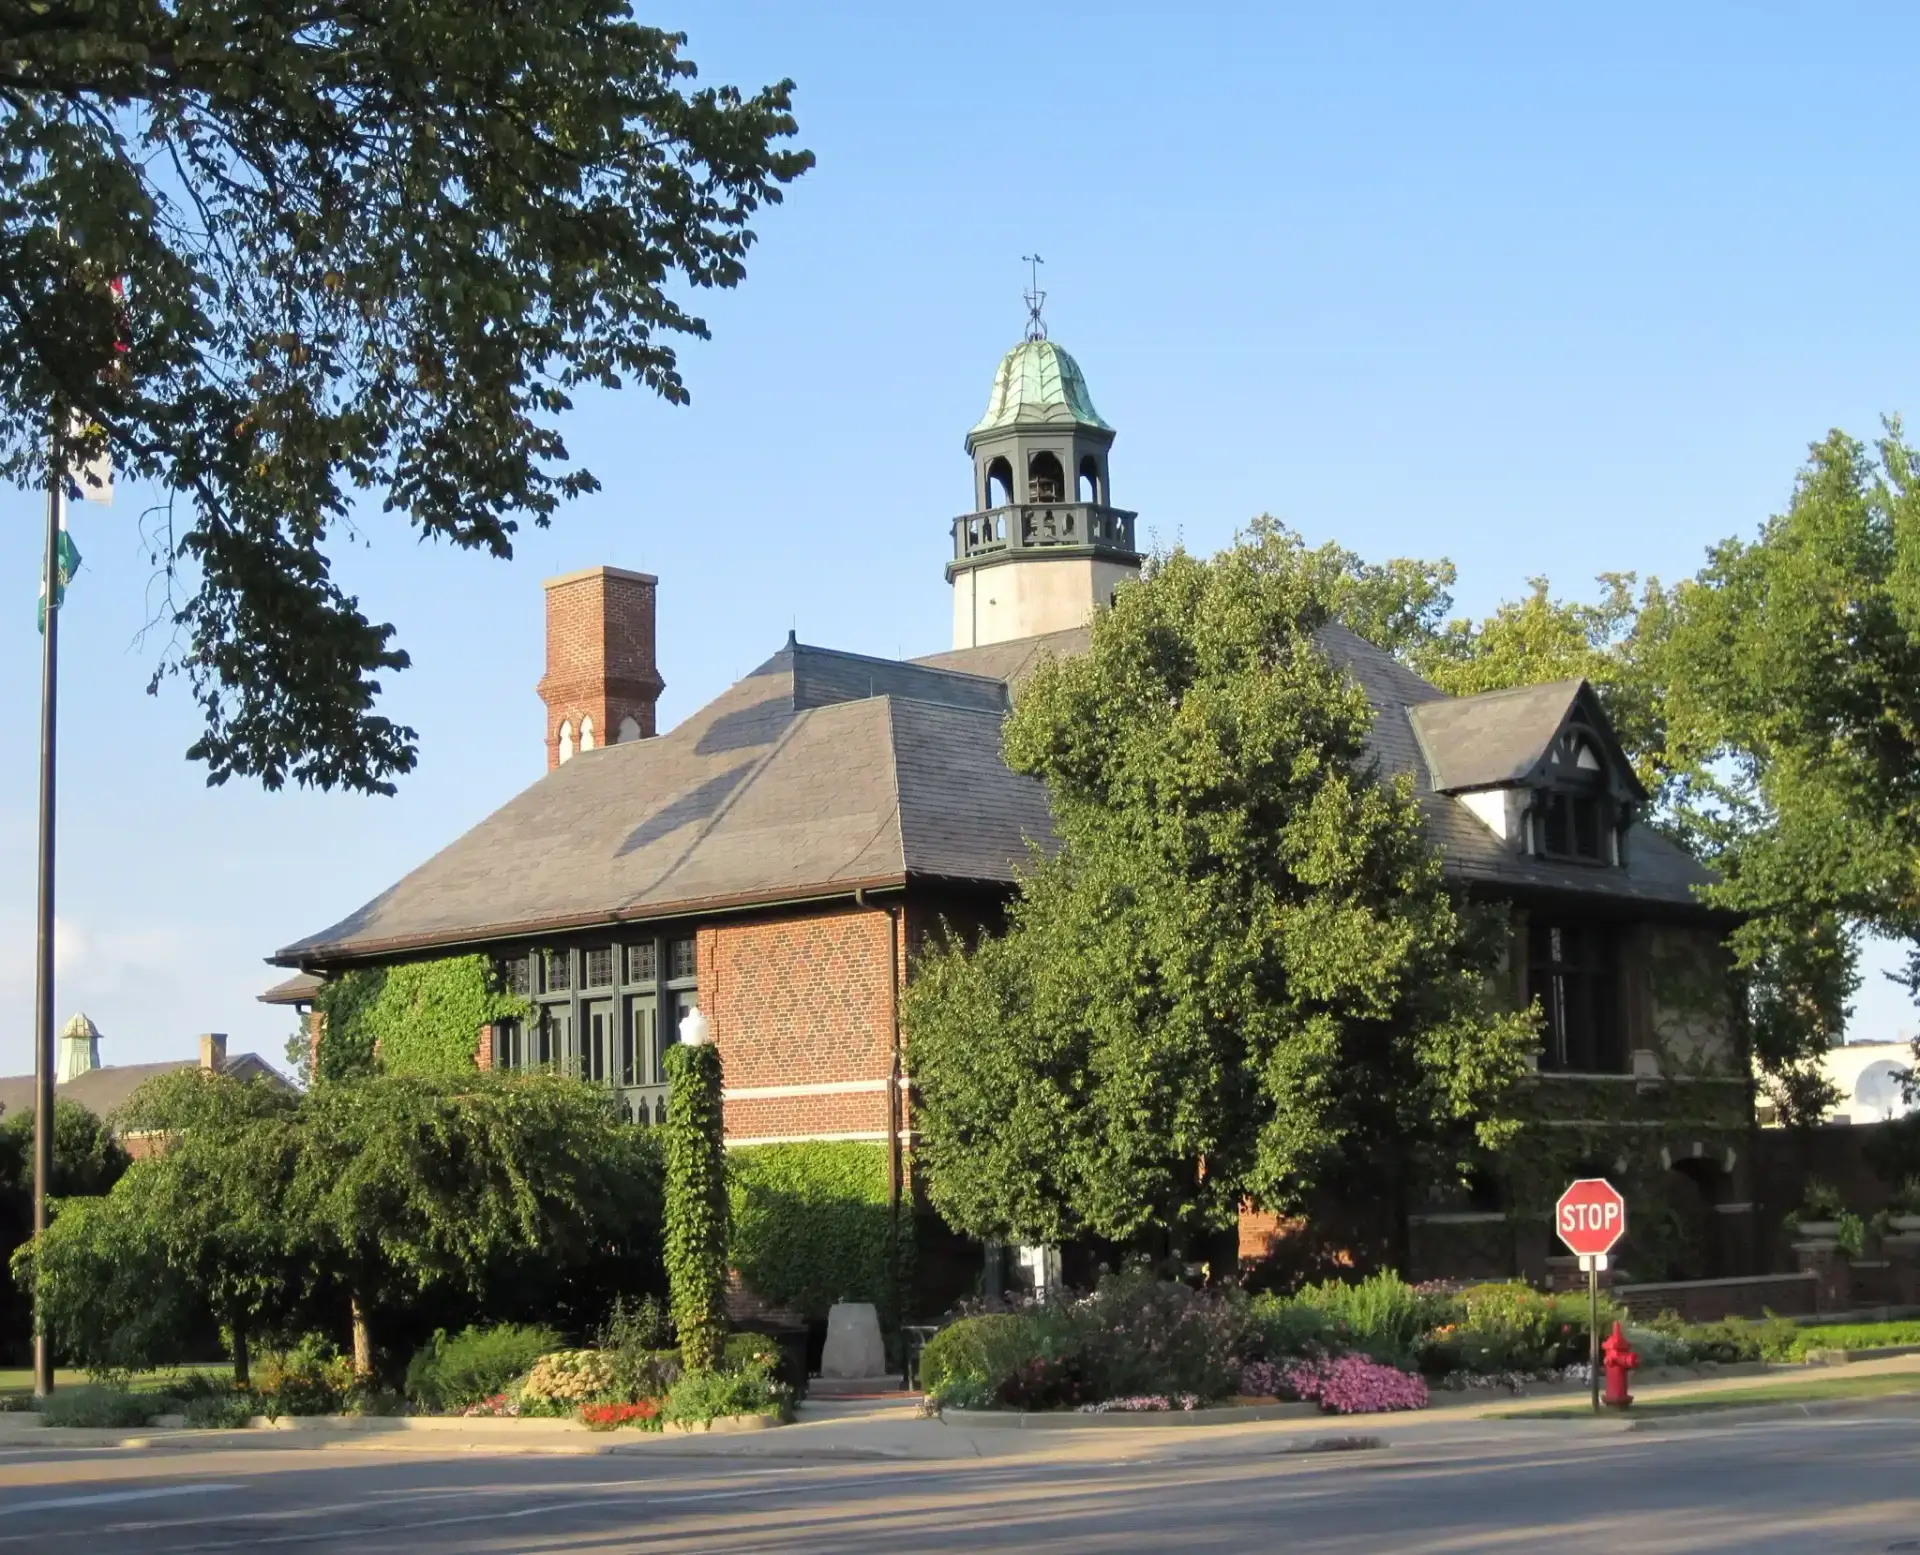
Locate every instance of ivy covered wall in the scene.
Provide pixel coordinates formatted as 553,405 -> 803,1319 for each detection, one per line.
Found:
729,1141 -> 900,1321
313,956 -> 530,1081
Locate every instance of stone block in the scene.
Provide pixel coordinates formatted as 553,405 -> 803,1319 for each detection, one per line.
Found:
820,1301 -> 885,1379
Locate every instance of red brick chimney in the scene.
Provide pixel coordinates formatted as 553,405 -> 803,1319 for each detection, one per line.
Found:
535,566 -> 665,771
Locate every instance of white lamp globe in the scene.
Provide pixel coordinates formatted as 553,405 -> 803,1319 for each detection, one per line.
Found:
678,1006 -> 711,1046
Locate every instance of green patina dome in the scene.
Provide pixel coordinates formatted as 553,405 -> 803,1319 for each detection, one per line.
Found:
969,338 -> 1111,440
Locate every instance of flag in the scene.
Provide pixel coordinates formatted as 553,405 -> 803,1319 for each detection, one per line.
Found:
37,494 -> 81,635
66,408 -> 112,506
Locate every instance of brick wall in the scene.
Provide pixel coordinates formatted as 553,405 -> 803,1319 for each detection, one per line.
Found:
535,566 -> 665,770
1611,1272 -> 1817,1322
699,905 -> 903,1144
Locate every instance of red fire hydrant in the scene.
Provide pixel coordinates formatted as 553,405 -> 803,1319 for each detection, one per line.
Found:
1602,1320 -> 1639,1409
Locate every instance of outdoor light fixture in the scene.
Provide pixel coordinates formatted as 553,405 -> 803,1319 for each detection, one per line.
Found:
678,1006 -> 711,1045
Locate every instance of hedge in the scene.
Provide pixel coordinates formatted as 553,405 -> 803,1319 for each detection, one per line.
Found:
729,1141 -> 897,1321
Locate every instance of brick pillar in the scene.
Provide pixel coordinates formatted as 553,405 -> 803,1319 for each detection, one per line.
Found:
1794,1239 -> 1850,1312
476,1023 -> 494,1071
1883,1233 -> 1920,1306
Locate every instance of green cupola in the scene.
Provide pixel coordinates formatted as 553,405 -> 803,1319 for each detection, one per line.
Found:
947,290 -> 1141,649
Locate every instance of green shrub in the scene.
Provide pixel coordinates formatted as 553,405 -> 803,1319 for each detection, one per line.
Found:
405,1324 -> 561,1412
182,1391 -> 257,1429
252,1337 -> 354,1417
1441,1282 -> 1617,1375
159,1371 -> 231,1403
1282,1273 -> 1457,1370
1247,1295 -> 1341,1359
39,1387 -> 159,1429
596,1297 -> 678,1401
1061,1271 -> 1250,1402
1645,1311 -> 1799,1364
661,1366 -> 791,1426
919,1314 -> 1043,1397
1789,1320 -> 1920,1356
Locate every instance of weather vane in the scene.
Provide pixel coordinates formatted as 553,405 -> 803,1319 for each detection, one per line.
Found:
1022,253 -> 1047,341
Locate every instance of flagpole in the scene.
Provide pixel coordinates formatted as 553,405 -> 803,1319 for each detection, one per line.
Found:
31,438 -> 60,1399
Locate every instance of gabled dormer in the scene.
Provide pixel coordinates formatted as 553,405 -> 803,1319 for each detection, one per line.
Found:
1408,680 -> 1647,866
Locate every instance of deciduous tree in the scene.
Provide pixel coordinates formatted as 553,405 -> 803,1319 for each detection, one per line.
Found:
906,523 -> 1537,1260
0,5 -> 810,792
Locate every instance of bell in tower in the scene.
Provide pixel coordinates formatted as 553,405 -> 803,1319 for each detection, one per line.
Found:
947,274 -> 1141,649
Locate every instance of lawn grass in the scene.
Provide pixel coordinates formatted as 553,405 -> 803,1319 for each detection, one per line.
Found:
1497,1370 -> 1920,1419
0,1363 -> 232,1402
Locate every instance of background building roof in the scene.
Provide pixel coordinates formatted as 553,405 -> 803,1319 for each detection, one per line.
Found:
0,1052 -> 285,1128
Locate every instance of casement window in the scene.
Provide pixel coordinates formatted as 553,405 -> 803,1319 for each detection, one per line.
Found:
1531,727 -> 1618,865
1528,920 -> 1625,1074
491,934 -> 697,1125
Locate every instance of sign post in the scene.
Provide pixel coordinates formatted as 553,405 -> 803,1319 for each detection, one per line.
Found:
1555,1178 -> 1627,1415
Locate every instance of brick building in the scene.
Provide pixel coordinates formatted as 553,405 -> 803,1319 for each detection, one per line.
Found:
270,324 -> 1755,1290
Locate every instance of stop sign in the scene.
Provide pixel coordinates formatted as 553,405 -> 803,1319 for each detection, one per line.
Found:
1556,1178 -> 1627,1258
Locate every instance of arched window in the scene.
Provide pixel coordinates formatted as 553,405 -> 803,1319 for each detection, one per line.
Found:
617,714 -> 642,744
985,456 -> 1015,508
1077,454 -> 1103,505
557,720 -> 575,763
1028,451 -> 1065,504
580,716 -> 596,753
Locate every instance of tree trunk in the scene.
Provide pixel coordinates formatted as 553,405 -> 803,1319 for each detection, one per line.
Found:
350,1296 -> 373,1379
230,1317 -> 250,1388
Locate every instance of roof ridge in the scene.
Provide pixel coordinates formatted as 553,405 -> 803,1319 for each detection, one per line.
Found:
1435,676 -> 1588,707
791,639 -> 1007,689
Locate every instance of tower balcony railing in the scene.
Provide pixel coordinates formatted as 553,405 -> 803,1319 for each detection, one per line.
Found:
953,502 -> 1139,561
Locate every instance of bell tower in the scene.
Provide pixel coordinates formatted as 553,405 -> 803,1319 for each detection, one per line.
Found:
947,286 -> 1141,648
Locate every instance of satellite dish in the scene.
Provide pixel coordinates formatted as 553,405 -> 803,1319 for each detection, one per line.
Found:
1854,1060 -> 1911,1122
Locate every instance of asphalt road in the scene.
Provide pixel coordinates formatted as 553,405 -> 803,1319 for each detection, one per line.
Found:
2,1408 -> 1919,1553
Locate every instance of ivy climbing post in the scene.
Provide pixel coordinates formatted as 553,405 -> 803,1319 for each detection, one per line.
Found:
664,1007 -> 728,1372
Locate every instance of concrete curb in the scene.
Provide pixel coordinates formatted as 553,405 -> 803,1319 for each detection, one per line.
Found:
939,1402 -> 1323,1429
7,1411 -> 784,1453
1802,1344 -> 1920,1366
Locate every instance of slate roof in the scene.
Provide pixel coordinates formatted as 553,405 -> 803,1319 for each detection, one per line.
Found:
0,1054 -> 286,1128
275,619 -> 1718,970
1408,680 -> 1648,801
274,639 -> 1048,966
259,971 -> 323,1007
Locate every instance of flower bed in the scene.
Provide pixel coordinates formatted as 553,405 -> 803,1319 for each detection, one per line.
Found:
1275,1355 -> 1429,1415
581,1399 -> 663,1432
919,1270 -> 1659,1418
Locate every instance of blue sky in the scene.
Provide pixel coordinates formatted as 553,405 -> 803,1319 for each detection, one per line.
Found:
3,2 -> 1916,1072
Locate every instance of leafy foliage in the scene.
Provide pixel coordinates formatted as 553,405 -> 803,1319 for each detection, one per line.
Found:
21,1070 -> 661,1384
0,1098 -> 130,1364
0,6 -> 810,792
907,521 -> 1537,1251
1663,424 -> 1920,1112
1416,425 -> 1920,1118
294,1071 -> 660,1372
313,970 -> 383,1084
311,957 -> 529,1081
404,1323 -> 559,1411
37,1385 -> 165,1429
663,1041 -> 727,1370
660,1363 -> 790,1426
728,1141 -> 894,1321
